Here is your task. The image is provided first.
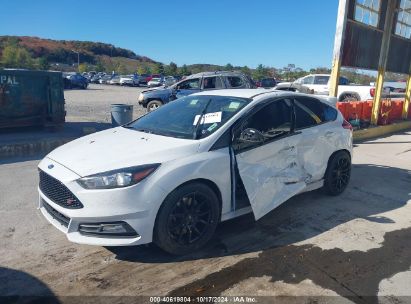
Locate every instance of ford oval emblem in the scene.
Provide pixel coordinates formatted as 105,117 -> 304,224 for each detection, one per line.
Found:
48,164 -> 54,169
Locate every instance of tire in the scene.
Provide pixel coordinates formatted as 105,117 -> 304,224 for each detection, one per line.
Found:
146,100 -> 163,112
323,151 -> 351,196
154,182 -> 221,255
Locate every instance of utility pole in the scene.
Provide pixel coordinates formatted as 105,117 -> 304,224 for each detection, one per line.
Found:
71,50 -> 80,72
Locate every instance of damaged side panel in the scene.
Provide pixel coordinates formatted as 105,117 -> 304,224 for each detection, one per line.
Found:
235,135 -> 306,220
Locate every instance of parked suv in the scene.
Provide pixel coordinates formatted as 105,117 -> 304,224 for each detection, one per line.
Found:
138,71 -> 255,111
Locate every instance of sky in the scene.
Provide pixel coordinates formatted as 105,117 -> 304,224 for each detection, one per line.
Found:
0,0 -> 339,70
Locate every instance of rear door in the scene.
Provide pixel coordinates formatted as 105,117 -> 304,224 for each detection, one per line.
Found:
202,76 -> 224,90
293,96 -> 340,182
233,98 -> 306,220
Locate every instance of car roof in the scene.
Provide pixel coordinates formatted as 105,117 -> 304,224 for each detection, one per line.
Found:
192,89 -> 288,99
191,89 -> 336,106
186,71 -> 246,79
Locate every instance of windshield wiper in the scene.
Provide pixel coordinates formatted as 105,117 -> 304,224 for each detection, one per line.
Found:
192,98 -> 212,140
123,126 -> 153,134
122,125 -> 135,129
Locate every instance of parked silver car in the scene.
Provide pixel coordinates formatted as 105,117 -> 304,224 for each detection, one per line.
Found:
120,75 -> 140,86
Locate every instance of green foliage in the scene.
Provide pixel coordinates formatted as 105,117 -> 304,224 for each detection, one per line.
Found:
137,65 -> 151,75
340,68 -> 376,85
1,45 -> 34,69
240,66 -> 251,76
95,60 -> 105,72
152,62 -> 165,74
179,64 -> 191,76
165,62 -> 178,75
225,63 -> 234,70
78,63 -> 88,73
252,64 -> 270,80
37,57 -> 49,70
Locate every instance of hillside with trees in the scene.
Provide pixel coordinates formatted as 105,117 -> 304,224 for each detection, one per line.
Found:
2,35 -> 403,84
0,36 -> 157,73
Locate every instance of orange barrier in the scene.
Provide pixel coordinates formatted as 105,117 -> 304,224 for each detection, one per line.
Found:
346,101 -> 363,121
336,102 -> 347,118
389,100 -> 404,121
336,99 -> 409,125
361,101 -> 373,123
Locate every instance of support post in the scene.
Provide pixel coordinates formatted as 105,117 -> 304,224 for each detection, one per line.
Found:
402,74 -> 411,119
329,0 -> 349,98
371,0 -> 397,125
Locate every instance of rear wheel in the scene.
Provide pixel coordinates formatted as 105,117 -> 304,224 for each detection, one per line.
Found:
146,100 -> 163,112
154,183 -> 220,255
324,151 -> 351,196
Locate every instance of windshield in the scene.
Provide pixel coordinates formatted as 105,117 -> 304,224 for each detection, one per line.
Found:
125,95 -> 249,139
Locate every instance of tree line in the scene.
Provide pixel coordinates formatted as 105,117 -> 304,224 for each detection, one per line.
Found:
2,37 -> 406,84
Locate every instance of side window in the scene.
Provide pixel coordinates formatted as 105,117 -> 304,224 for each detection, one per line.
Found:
314,76 -> 330,85
301,76 -> 314,85
227,76 -> 245,88
233,99 -> 292,151
177,78 -> 200,90
294,97 -> 338,129
294,104 -> 318,129
203,77 -> 224,89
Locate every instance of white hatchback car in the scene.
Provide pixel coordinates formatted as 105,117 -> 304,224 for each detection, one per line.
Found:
38,89 -> 353,255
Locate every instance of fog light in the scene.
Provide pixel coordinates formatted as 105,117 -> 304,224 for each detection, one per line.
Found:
78,221 -> 138,238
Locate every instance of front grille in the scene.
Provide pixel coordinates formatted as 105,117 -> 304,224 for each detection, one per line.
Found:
39,170 -> 83,209
42,200 -> 70,228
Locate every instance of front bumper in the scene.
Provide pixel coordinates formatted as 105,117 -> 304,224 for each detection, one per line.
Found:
37,158 -> 167,246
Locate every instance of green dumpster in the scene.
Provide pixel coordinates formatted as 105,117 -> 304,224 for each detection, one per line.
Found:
0,69 -> 65,128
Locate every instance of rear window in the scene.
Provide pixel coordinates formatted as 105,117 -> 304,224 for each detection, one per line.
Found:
226,76 -> 245,88
314,76 -> 330,85
203,77 -> 224,89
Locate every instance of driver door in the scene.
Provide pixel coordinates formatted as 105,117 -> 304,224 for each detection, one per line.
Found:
233,98 -> 306,220
174,78 -> 202,99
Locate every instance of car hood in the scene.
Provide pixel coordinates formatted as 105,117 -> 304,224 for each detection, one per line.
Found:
46,127 -> 200,177
141,87 -> 172,95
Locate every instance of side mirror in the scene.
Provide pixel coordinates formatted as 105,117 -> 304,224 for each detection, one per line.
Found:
238,128 -> 265,144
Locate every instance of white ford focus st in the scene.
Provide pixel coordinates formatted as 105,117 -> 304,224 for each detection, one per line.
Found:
38,89 -> 353,255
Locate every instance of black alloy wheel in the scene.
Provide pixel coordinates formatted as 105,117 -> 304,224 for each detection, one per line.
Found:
154,183 -> 220,255
167,192 -> 212,246
324,151 -> 351,196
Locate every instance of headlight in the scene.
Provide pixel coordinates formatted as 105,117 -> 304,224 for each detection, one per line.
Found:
138,93 -> 145,101
77,164 -> 160,189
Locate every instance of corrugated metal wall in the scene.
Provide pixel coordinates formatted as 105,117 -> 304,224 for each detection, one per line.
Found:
341,0 -> 411,74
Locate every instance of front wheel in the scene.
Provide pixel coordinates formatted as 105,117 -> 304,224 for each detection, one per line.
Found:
154,183 -> 220,255
324,151 -> 351,196
146,100 -> 163,112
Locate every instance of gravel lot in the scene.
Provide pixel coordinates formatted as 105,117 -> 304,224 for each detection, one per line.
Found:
1,130 -> 411,303
64,84 -> 147,123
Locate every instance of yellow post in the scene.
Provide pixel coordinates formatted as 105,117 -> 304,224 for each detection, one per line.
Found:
370,0 -> 397,125
371,69 -> 385,125
329,0 -> 349,98
402,75 -> 411,119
